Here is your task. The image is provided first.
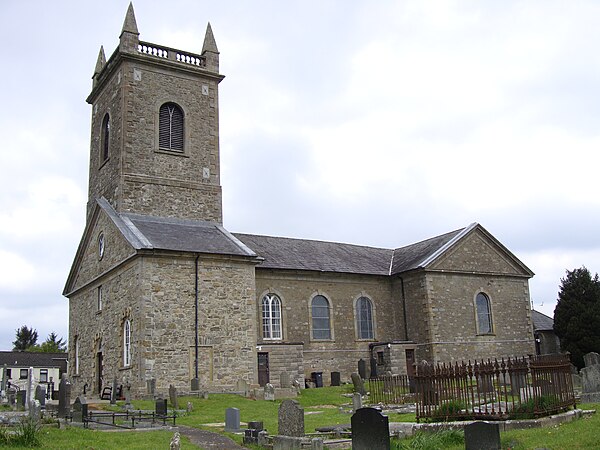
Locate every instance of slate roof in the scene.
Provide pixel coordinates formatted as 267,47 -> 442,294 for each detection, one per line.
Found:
532,310 -> 554,331
0,352 -> 67,368
98,198 -> 256,257
234,225 -> 469,276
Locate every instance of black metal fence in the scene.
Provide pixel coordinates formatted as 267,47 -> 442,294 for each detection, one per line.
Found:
412,354 -> 576,422
367,374 -> 415,405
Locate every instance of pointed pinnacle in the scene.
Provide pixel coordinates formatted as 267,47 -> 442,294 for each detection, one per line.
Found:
121,2 -> 139,36
202,22 -> 219,54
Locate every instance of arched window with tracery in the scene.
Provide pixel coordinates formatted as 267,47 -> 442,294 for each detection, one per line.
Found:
261,294 -> 282,340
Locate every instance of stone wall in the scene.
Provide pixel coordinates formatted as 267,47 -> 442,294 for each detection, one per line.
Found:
254,270 -> 403,383
259,343 -> 304,387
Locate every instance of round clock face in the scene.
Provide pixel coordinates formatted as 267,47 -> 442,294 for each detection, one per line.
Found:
98,233 -> 105,259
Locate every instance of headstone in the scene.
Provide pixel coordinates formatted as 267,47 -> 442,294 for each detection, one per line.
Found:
280,372 -> 291,388
58,374 -> 71,418
352,392 -> 363,412
147,378 -> 156,397
358,359 -> 367,379
25,367 -> 35,411
1,364 -> 7,393
278,399 -> 304,437
170,431 -> 181,450
124,382 -> 132,410
17,390 -> 26,410
156,398 -> 168,417
7,387 -> 17,408
28,399 -> 41,423
258,430 -> 269,447
191,377 -> 200,391
72,396 -> 88,422
273,435 -> 302,449
35,384 -> 46,408
186,401 -> 193,413
264,383 -> 275,401
236,378 -> 250,396
464,421 -> 501,450
311,437 -> 324,450
244,421 -> 264,445
311,372 -> 323,388
370,357 -> 378,378
351,407 -> 390,450
224,407 -> 241,432
584,352 -> 600,367
510,372 -> 527,396
351,373 -> 366,396
110,377 -> 117,404
169,384 -> 178,409
330,371 -> 341,386
581,351 -> 600,402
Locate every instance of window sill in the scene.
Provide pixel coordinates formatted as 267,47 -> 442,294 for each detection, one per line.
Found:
155,148 -> 188,157
476,333 -> 496,337
119,366 -> 132,371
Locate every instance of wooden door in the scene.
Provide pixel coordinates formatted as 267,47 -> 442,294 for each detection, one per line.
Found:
257,352 -> 269,386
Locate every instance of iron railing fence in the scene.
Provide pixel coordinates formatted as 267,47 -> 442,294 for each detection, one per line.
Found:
367,374 -> 415,405
412,354 -> 575,422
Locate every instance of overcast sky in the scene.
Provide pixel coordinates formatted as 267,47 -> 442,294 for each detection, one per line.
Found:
1,1 -> 599,351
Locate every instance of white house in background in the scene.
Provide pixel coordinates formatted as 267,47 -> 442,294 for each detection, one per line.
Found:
0,351 -> 68,393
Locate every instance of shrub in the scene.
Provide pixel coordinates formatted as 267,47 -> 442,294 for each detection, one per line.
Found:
428,400 -> 465,422
509,395 -> 560,420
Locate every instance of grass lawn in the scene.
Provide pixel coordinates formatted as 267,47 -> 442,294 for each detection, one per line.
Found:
4,387 -> 597,449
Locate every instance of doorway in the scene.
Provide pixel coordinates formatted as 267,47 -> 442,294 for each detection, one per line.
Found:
257,352 -> 269,387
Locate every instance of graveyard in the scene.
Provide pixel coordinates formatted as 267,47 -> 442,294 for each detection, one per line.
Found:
2,355 -> 600,449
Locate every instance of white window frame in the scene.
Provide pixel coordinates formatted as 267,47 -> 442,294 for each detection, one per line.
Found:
261,294 -> 282,340
123,319 -> 131,367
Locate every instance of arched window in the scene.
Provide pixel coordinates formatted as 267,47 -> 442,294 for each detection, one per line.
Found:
356,296 -> 374,339
476,292 -> 493,334
311,295 -> 331,340
123,319 -> 131,367
159,102 -> 184,151
101,113 -> 110,161
74,336 -> 79,375
261,294 -> 282,340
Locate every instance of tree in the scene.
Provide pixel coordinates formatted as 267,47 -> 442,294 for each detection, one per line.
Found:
554,267 -> 600,369
29,332 -> 67,353
12,325 -> 38,351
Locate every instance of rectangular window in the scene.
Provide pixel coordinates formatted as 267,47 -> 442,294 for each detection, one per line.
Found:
20,369 -> 28,379
39,369 -> 48,383
97,285 -> 103,311
6,369 -> 11,379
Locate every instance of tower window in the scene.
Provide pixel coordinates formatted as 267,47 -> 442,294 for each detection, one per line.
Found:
159,102 -> 184,151
101,113 -> 110,161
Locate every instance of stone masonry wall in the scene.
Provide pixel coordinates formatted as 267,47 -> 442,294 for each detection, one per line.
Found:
254,270 -> 402,384
139,254 -> 257,396
119,58 -> 223,222
259,343 -> 304,388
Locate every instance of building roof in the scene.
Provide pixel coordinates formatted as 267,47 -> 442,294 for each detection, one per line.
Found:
0,351 -> 67,368
100,198 -> 257,257
532,310 -> 555,331
235,225 -> 469,276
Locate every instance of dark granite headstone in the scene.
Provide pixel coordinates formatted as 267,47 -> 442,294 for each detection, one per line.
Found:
156,398 -> 168,417
351,373 -> 366,396
464,421 -> 501,450
17,390 -> 26,409
351,407 -> 390,450
358,359 -> 367,379
278,399 -> 304,437
370,357 -> 378,378
224,407 -> 241,432
72,396 -> 88,422
35,384 -> 46,408
330,371 -> 341,386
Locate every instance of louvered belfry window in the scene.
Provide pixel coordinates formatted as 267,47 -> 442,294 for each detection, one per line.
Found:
159,102 -> 184,151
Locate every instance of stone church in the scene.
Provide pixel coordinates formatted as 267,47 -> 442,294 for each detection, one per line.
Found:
64,4 -> 536,398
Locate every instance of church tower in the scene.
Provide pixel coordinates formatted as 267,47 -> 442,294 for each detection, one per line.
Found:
86,3 -> 224,223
